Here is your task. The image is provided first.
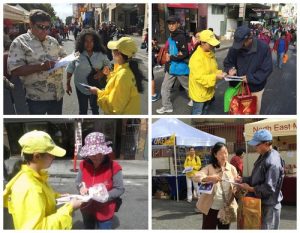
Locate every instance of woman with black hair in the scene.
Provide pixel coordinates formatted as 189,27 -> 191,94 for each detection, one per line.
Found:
193,142 -> 238,229
66,28 -> 110,115
89,37 -> 144,114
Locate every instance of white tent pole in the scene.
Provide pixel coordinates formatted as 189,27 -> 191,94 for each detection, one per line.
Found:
174,140 -> 179,202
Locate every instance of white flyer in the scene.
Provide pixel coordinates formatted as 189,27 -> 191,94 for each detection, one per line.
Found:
224,76 -> 244,82
48,52 -> 79,73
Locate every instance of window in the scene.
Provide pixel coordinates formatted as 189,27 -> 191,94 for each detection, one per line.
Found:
212,5 -> 225,15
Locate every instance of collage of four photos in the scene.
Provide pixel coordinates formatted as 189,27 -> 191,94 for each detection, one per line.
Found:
2,1 -> 298,231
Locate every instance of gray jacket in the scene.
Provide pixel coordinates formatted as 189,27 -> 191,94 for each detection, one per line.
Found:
243,149 -> 284,208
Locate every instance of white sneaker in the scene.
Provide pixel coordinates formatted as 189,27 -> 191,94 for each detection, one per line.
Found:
156,107 -> 173,114
188,100 -> 193,107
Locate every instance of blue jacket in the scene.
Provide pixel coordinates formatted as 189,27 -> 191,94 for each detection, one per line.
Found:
165,29 -> 189,76
224,38 -> 273,92
243,149 -> 284,208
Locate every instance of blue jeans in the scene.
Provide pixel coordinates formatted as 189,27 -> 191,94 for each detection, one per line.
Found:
276,52 -> 284,68
27,99 -> 63,114
76,87 -> 99,115
192,100 -> 211,115
82,213 -> 113,229
262,204 -> 281,229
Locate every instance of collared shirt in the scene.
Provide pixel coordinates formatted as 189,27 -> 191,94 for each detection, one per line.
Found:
96,63 -> 140,114
66,51 -> 110,95
7,30 -> 67,101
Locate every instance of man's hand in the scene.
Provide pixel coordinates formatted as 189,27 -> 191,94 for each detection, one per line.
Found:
41,60 -> 56,71
242,75 -> 247,83
228,67 -> 237,76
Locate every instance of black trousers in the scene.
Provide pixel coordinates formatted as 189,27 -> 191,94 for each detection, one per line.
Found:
202,208 -> 230,229
76,88 -> 99,115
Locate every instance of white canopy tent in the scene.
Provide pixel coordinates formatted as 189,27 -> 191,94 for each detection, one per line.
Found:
152,118 -> 225,201
244,118 -> 297,175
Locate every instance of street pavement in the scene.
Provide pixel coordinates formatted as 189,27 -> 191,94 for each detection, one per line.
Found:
152,40 -> 297,115
152,199 -> 296,230
62,34 -> 149,115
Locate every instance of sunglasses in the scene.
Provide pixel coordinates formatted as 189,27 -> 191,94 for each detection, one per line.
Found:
34,24 -> 50,31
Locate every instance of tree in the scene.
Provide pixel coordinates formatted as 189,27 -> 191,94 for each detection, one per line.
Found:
66,16 -> 73,26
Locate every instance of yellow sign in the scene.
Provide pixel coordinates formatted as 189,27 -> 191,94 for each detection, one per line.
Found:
152,134 -> 176,146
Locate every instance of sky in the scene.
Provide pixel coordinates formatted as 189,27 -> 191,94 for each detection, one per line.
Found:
52,3 -> 73,23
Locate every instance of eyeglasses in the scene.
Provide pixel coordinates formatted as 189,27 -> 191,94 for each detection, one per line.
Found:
34,24 -> 50,31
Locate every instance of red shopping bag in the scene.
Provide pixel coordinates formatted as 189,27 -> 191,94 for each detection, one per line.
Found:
229,82 -> 257,115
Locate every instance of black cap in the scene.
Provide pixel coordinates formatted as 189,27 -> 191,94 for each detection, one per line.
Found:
232,25 -> 251,49
167,15 -> 180,24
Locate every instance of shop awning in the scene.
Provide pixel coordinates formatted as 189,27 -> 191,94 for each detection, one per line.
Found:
244,118 -> 297,141
167,4 -> 198,9
3,4 -> 29,23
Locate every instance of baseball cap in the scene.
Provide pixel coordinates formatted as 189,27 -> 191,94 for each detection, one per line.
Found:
198,30 -> 220,47
108,37 -> 137,58
166,15 -> 180,23
18,130 -> 66,157
232,25 -> 251,49
248,129 -> 273,146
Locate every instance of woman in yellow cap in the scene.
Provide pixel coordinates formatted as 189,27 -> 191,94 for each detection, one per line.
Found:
189,29 -> 226,115
3,130 -> 82,229
89,37 -> 145,114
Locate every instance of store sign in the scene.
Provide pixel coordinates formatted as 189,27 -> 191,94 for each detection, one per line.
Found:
251,122 -> 297,133
152,135 -> 176,146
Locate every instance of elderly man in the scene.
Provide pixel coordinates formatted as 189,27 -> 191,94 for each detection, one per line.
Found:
238,129 -> 285,229
223,25 -> 273,114
7,9 -> 67,114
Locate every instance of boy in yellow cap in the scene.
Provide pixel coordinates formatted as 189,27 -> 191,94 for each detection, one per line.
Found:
89,37 -> 145,114
3,130 -> 82,229
189,29 -> 226,115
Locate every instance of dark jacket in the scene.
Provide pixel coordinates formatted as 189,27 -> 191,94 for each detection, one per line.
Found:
243,149 -> 284,208
165,29 -> 189,73
223,38 -> 273,92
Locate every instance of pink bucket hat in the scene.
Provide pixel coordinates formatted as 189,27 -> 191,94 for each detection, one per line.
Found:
79,132 -> 112,158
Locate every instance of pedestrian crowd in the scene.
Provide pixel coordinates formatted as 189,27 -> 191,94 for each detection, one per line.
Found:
152,15 -> 296,115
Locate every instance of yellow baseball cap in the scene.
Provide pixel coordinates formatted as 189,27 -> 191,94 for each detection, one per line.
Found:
107,37 -> 138,58
18,130 -> 66,157
198,30 -> 220,47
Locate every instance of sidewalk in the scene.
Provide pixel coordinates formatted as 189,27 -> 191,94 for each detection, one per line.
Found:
152,199 -> 297,230
5,157 -> 148,179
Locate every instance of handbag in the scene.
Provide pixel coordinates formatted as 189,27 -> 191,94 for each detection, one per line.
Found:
224,82 -> 242,112
85,56 -> 107,89
140,42 -> 147,49
157,47 -> 168,65
283,54 -> 288,63
218,182 -> 237,225
229,82 -> 257,115
237,196 -> 261,229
